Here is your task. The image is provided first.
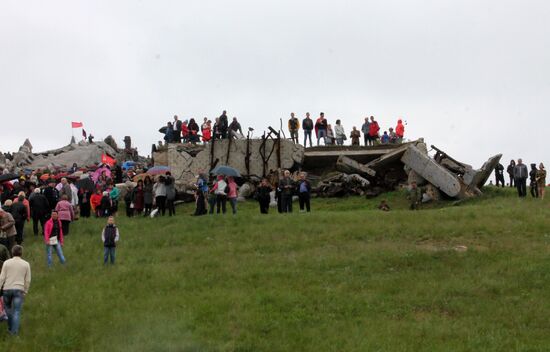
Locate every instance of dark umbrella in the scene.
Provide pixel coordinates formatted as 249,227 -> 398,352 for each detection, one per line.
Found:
210,165 -> 241,177
0,173 -> 19,183
76,177 -> 95,192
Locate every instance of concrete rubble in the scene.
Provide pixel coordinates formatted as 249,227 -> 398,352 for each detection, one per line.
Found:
1,136 -> 145,171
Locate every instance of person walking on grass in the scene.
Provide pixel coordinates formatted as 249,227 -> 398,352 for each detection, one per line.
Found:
0,208 -> 17,251
55,194 -> 74,236
11,193 -> 28,245
507,160 -> 516,187
297,172 -> 311,213
537,163 -> 546,199
0,245 -> 31,335
44,211 -> 66,267
514,159 -> 528,198
529,164 -> 539,198
101,216 -> 119,265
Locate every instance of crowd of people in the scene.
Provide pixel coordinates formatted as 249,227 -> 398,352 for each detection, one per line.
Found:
160,110 -> 405,148
494,159 -> 546,199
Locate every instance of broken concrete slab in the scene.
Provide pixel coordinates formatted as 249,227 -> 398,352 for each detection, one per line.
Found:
471,154 -> 503,189
336,155 -> 376,177
401,145 -> 462,198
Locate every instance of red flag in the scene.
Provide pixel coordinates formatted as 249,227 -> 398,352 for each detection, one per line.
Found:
101,154 -> 116,166
71,122 -> 83,128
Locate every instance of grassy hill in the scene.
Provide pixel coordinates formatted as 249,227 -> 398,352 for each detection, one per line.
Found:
1,187 -> 549,351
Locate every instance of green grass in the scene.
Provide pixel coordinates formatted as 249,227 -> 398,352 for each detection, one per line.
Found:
1,187 -> 550,351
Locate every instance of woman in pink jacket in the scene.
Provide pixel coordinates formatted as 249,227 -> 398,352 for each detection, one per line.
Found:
226,176 -> 239,215
54,194 -> 74,237
44,211 -> 66,266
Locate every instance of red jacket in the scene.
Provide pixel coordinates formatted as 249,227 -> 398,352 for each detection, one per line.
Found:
369,121 -> 380,137
44,218 -> 64,245
396,119 -> 405,138
202,127 -> 212,142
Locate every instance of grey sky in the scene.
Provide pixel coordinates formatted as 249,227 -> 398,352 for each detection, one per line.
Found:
1,0 -> 548,168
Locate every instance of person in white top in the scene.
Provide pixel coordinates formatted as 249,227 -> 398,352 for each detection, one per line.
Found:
0,245 -> 31,335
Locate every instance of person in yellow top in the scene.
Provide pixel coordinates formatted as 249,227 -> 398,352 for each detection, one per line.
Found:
0,245 -> 31,335
536,163 -> 546,199
288,112 -> 300,144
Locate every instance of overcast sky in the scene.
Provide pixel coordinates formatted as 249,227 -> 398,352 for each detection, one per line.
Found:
1,0 -> 548,169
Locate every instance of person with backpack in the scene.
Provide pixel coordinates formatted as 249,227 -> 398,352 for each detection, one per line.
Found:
101,216 -> 120,265
302,112 -> 314,147
44,211 -> 66,267
288,113 -> 300,144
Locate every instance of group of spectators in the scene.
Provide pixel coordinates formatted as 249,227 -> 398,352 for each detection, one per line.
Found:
494,159 -> 546,198
161,110 -> 405,148
163,111 -> 244,145
287,112 -> 406,147
190,169 -> 312,216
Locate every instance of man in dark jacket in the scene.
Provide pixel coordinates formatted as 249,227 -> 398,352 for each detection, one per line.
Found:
173,115 -> 182,143
279,170 -> 295,213
219,110 -> 229,139
42,181 -> 59,211
229,117 -> 243,138
29,188 -> 50,236
514,159 -> 528,197
302,112 -> 314,147
494,163 -> 505,187
297,172 -> 311,212
529,164 -> 539,198
10,195 -> 28,245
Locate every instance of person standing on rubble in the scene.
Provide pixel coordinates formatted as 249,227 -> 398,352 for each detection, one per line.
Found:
513,159 -> 528,197
395,119 -> 405,143
173,115 -> 182,143
302,113 -> 314,147
368,116 -> 380,145
288,113 -> 300,144
219,110 -> 229,139
361,117 -> 370,146
315,113 -> 328,146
